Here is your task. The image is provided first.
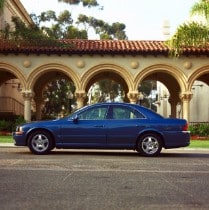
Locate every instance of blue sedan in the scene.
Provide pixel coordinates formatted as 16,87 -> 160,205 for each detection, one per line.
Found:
13,103 -> 190,157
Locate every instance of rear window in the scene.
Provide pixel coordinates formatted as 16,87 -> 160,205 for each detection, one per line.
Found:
112,106 -> 145,120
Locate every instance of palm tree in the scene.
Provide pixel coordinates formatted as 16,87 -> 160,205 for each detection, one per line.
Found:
191,0 -> 209,23
166,0 -> 209,56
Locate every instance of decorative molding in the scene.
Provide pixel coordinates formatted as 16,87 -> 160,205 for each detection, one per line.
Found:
23,60 -> 32,68
76,60 -> 85,68
183,61 -> 192,69
130,61 -> 139,69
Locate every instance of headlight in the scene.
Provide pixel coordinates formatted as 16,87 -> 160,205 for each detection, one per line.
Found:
15,126 -> 24,135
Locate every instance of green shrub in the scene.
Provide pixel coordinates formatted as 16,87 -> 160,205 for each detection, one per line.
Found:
0,116 -> 26,132
189,123 -> 209,137
11,116 -> 26,131
0,120 -> 11,131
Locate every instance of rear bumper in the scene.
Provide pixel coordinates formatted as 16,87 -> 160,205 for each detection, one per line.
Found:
164,131 -> 190,149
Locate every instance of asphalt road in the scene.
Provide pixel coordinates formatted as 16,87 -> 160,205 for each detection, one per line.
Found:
0,147 -> 209,210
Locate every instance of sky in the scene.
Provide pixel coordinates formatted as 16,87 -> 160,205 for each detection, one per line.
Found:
20,0 -> 198,40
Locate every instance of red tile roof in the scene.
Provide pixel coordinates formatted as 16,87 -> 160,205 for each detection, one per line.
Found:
0,39 -> 208,56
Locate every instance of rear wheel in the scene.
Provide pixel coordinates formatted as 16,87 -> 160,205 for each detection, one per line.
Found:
137,133 -> 162,157
28,130 -> 53,155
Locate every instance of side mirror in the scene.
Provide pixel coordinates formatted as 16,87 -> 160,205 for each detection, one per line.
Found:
72,115 -> 79,123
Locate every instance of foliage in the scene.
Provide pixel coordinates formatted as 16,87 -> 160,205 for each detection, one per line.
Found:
1,0 -> 127,42
58,0 -> 99,8
0,116 -> 25,132
0,120 -> 10,131
88,80 -> 124,104
166,0 -> 209,56
166,22 -> 209,56
30,10 -> 127,40
0,16 -> 72,48
138,80 -> 157,109
0,0 -> 5,11
42,79 -> 76,118
189,123 -> 209,136
77,14 -> 127,39
190,0 -> 209,22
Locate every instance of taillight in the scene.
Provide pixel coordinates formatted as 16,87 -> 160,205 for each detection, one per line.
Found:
182,123 -> 188,131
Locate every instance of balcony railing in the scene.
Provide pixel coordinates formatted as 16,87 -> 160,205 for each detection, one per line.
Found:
0,97 -> 24,116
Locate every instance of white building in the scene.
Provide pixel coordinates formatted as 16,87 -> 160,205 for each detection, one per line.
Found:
156,81 -> 209,122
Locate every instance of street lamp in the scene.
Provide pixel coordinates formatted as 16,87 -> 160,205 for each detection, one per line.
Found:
67,92 -> 73,113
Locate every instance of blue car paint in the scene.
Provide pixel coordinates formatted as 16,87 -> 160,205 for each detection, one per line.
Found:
13,103 -> 190,153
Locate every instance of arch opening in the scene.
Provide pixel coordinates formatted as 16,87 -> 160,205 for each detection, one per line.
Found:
0,69 -> 24,120
32,70 -> 76,120
189,71 -> 209,123
85,71 -> 129,104
137,71 -> 182,118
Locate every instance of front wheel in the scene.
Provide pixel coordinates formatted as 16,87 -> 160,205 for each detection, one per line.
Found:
137,133 -> 162,157
28,130 -> 53,155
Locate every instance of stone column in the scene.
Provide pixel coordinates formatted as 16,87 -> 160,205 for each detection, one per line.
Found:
168,96 -> 180,118
179,91 -> 193,122
75,91 -> 87,109
127,91 -> 139,104
22,90 -> 34,122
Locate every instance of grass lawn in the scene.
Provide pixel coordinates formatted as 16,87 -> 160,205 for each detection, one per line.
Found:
0,135 -> 209,148
0,135 -> 14,143
189,140 -> 209,149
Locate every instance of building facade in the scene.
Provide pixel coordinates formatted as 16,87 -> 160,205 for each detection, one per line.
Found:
0,0 -> 32,29
0,1 -> 209,123
156,81 -> 209,122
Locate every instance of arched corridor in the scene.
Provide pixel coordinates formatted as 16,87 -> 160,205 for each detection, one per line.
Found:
0,40 -> 209,122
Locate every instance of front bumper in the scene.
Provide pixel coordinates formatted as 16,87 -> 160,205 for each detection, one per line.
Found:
13,132 -> 27,146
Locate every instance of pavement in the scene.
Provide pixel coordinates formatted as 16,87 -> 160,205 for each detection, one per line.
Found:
0,143 -> 15,147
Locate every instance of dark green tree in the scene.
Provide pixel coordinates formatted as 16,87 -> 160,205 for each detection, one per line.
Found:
58,0 -> 99,8
42,79 -> 75,118
94,80 -> 124,103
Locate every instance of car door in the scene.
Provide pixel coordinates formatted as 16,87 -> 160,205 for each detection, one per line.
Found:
60,105 -> 109,147
107,105 -> 145,148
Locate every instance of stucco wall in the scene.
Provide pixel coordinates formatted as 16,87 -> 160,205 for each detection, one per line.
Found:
0,52 -> 209,121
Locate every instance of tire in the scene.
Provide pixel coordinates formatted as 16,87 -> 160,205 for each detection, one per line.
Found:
137,133 -> 162,157
28,130 -> 53,155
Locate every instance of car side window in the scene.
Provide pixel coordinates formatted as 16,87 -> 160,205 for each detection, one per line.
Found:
112,106 -> 144,119
78,107 -> 108,120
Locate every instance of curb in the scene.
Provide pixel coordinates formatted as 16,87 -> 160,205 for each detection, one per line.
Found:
0,143 -> 209,151
0,143 -> 15,147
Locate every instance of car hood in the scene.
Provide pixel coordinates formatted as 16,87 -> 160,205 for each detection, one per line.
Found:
21,118 -> 63,127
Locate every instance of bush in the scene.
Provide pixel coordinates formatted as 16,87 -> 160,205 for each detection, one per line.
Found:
0,120 -> 11,131
0,116 -> 26,132
189,123 -> 209,137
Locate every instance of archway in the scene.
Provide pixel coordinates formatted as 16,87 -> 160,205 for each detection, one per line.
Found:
27,64 -> 80,120
135,64 -> 187,118
0,63 -> 26,119
81,64 -> 131,104
189,66 -> 209,122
